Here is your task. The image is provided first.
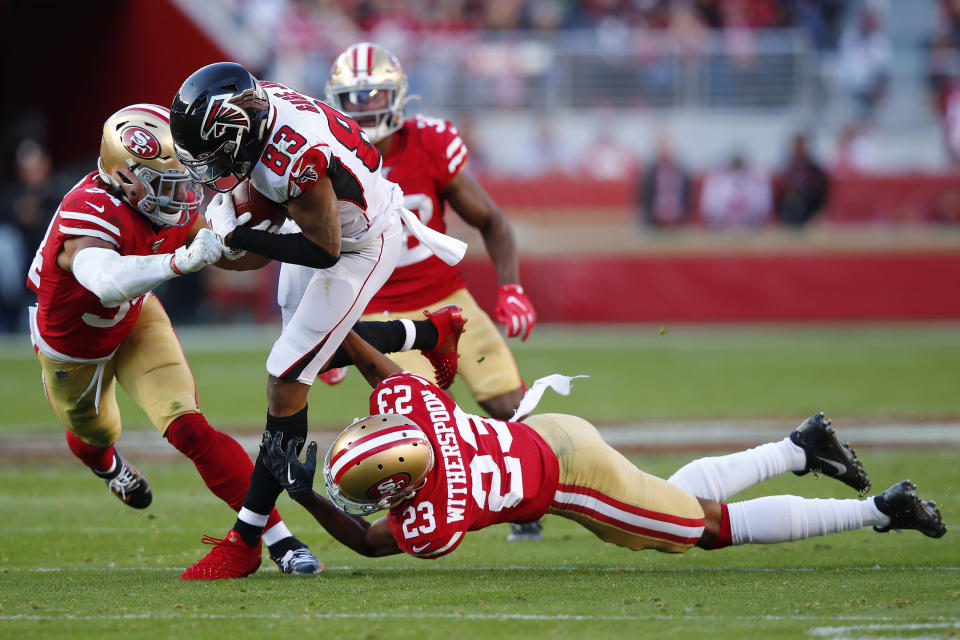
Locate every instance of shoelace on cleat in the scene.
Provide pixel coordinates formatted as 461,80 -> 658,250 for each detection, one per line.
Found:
200,534 -> 226,547
280,547 -> 318,571
107,466 -> 140,499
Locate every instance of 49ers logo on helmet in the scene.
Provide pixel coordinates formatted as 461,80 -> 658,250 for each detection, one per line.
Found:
121,126 -> 161,159
368,473 -> 411,499
200,93 -> 250,140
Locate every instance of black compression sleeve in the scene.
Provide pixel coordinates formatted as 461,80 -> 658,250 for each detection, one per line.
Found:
228,226 -> 340,269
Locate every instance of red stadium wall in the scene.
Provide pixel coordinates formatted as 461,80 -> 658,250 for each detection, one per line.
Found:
451,173 -> 960,322
478,172 -> 960,225
461,251 -> 960,323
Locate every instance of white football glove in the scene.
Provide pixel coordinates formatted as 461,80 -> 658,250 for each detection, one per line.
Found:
204,193 -> 247,237
171,228 -> 223,274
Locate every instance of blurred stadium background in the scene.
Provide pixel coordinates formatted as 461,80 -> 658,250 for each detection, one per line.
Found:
2,5 -> 959,635
2,0 -> 960,330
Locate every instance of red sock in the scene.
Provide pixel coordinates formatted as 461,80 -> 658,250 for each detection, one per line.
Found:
166,413 -> 283,526
707,502 -> 733,550
65,430 -> 115,474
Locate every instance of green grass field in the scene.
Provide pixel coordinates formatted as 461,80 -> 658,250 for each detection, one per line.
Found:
1,324 -> 958,639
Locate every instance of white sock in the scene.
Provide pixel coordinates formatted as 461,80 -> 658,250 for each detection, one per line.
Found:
262,520 -> 293,547
400,318 -> 416,351
237,507 -> 269,529
667,438 -> 807,501
727,495 -> 891,545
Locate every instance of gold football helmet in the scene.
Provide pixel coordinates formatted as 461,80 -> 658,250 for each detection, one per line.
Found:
325,42 -> 412,143
97,103 -> 203,227
323,413 -> 435,515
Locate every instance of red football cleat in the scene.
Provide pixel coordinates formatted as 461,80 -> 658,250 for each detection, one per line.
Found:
421,305 -> 467,390
179,529 -> 262,581
318,366 -> 348,385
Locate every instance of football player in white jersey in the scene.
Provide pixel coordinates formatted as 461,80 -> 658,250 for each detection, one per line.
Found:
169,62 -> 466,580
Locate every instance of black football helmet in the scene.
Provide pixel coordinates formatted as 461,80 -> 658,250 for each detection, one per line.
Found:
170,62 -> 272,192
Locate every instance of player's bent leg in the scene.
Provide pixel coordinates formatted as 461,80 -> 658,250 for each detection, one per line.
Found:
36,351 -> 152,507
527,413 -> 705,553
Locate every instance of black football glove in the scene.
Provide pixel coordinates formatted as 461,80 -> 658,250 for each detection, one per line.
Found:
260,431 -> 317,500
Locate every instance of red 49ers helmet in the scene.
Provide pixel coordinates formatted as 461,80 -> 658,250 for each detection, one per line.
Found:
97,104 -> 203,227
323,414 -> 435,515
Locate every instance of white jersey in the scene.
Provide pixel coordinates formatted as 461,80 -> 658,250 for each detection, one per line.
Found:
251,81 -> 401,244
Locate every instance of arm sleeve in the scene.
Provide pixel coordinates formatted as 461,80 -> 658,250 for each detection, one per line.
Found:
72,246 -> 176,307
228,226 -> 340,269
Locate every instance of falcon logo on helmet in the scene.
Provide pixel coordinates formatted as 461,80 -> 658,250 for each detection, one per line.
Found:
200,94 -> 251,141
323,414 -> 435,515
170,62 -> 273,192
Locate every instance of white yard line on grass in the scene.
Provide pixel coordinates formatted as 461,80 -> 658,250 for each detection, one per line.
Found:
807,622 -> 960,638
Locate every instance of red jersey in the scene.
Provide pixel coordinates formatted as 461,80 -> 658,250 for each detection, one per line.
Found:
372,372 -> 559,558
364,115 -> 469,314
27,173 -> 193,360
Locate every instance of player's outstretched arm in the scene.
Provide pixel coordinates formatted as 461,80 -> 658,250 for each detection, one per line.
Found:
261,433 -> 400,557
61,232 -> 221,307
444,171 -> 537,340
338,330 -> 404,388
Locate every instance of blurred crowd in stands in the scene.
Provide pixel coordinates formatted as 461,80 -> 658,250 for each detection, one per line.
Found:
232,0 -> 847,45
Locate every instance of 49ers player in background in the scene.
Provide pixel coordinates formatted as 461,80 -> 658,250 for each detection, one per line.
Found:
26,104 -> 323,574
324,43 -> 541,541
170,61 -> 466,579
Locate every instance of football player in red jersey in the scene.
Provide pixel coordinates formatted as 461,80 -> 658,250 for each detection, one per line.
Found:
26,104 -> 329,574
324,42 -> 541,541
262,331 -> 946,560
170,62 -> 467,579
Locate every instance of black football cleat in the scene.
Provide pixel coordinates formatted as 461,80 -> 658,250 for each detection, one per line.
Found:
873,480 -> 947,538
95,450 -> 153,509
789,412 -> 870,494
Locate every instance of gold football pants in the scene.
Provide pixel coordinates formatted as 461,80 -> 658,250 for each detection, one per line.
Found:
526,413 -> 706,553
37,294 -> 199,447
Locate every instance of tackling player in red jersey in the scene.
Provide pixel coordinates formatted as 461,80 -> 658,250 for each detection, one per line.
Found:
324,42 -> 541,541
260,330 -> 946,560
27,104 -> 324,574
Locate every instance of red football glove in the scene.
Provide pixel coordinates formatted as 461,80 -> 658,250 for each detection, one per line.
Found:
494,284 -> 537,341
